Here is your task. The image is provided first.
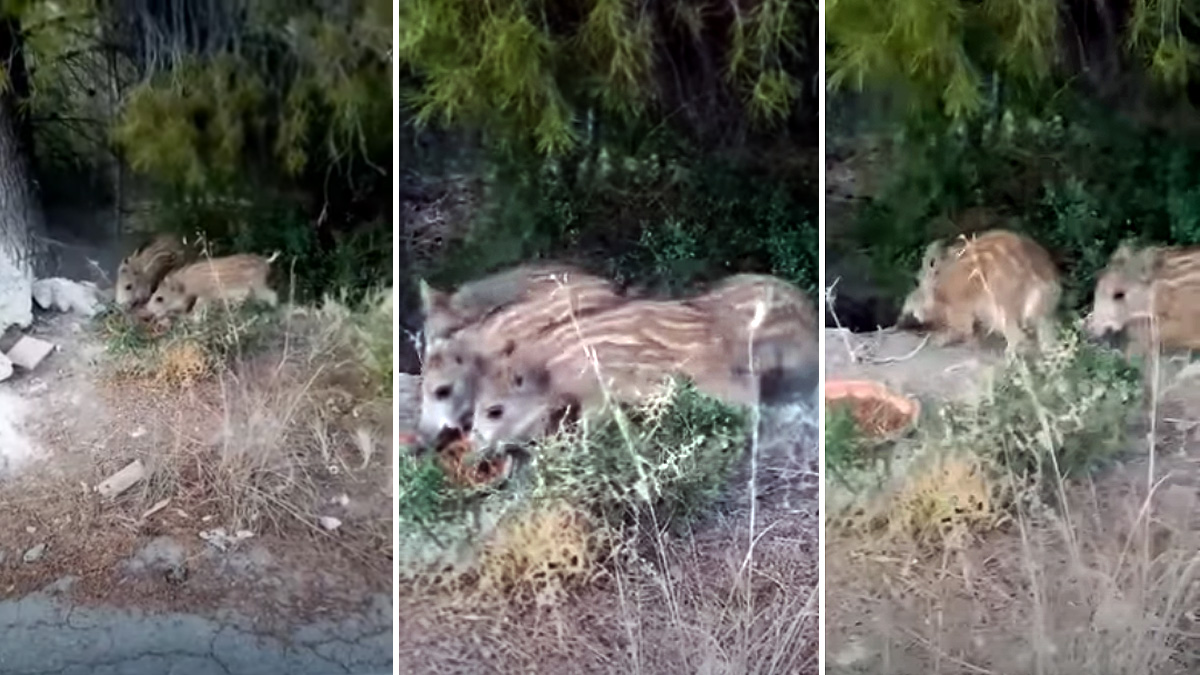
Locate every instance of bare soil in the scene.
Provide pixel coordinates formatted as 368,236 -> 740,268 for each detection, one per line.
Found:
0,311 -> 391,630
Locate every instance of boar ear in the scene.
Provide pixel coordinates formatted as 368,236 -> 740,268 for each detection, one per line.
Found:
418,279 -> 450,316
1109,240 -> 1138,266
1131,247 -> 1162,282
920,240 -> 944,271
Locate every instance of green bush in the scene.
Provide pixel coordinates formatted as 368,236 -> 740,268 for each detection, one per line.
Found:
937,325 -> 1142,488
398,378 -> 751,549
529,378 -> 749,530
147,188 -> 391,304
837,97 -> 1200,312
823,403 -> 870,490
420,137 -> 818,296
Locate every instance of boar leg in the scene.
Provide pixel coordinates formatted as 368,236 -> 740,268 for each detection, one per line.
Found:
253,286 -> 279,307
934,310 -> 975,348
189,296 -> 211,320
1033,319 -> 1058,352
1000,319 -> 1028,355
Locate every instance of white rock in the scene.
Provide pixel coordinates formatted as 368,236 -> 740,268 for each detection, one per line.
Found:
5,335 -> 54,371
318,516 -> 342,531
0,353 -> 12,382
31,277 -> 104,317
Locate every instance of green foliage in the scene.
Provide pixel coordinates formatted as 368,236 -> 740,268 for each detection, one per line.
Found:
396,455 -> 452,531
144,188 -> 390,304
399,378 -> 750,552
422,138 -> 819,296
113,57 -> 268,189
530,378 -> 750,529
827,0 -> 1200,118
824,403 -> 869,489
99,300 -> 281,365
111,1 -> 390,187
398,0 -> 810,155
938,326 -> 1141,487
5,0 -> 392,300
838,99 -> 1200,311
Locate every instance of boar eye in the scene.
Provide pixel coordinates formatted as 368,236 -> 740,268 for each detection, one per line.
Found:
1113,291 -> 1125,301
486,405 -> 504,420
433,385 -> 452,400
513,374 -> 524,387
124,284 -> 133,291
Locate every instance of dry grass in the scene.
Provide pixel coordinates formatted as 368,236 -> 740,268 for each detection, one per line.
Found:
398,499 -> 819,674
0,289 -> 394,610
826,330 -> 1200,675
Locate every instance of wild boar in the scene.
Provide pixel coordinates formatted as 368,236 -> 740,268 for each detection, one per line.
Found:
687,273 -> 820,403
416,266 -> 625,446
467,298 -> 761,452
115,234 -> 189,308
1085,242 -> 1200,357
418,262 -> 622,350
899,229 -> 1061,351
145,252 -> 279,319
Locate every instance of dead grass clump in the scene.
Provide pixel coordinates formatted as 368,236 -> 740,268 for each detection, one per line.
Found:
886,453 -> 996,549
154,338 -> 211,386
94,301 -> 279,384
475,501 -> 601,606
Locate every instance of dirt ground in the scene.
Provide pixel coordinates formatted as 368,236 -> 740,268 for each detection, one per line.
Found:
0,309 -> 392,631
393,375 -> 821,674
825,327 -> 1200,675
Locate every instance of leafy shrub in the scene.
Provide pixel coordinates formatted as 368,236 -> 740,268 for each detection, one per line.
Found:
938,326 -> 1142,485
829,326 -> 1141,550
420,138 -> 818,296
823,403 -> 871,490
837,97 -> 1200,312
143,188 -> 391,303
529,378 -> 750,530
397,378 -> 751,582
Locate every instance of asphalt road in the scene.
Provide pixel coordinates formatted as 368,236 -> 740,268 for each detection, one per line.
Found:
0,591 -> 393,675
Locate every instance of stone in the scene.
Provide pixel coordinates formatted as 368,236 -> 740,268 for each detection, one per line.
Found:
4,335 -> 54,371
95,460 -> 146,498
31,278 -> 104,317
0,352 -> 12,382
22,543 -> 46,563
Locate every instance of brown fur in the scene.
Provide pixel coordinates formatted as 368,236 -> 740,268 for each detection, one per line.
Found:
417,265 -> 624,445
686,274 -> 820,400
1086,242 -> 1200,357
145,252 -> 279,319
419,263 -> 623,349
468,299 -> 761,450
115,235 -> 189,308
899,229 -> 1061,351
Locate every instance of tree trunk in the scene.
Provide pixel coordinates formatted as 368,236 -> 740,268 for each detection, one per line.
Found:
0,15 -> 45,331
